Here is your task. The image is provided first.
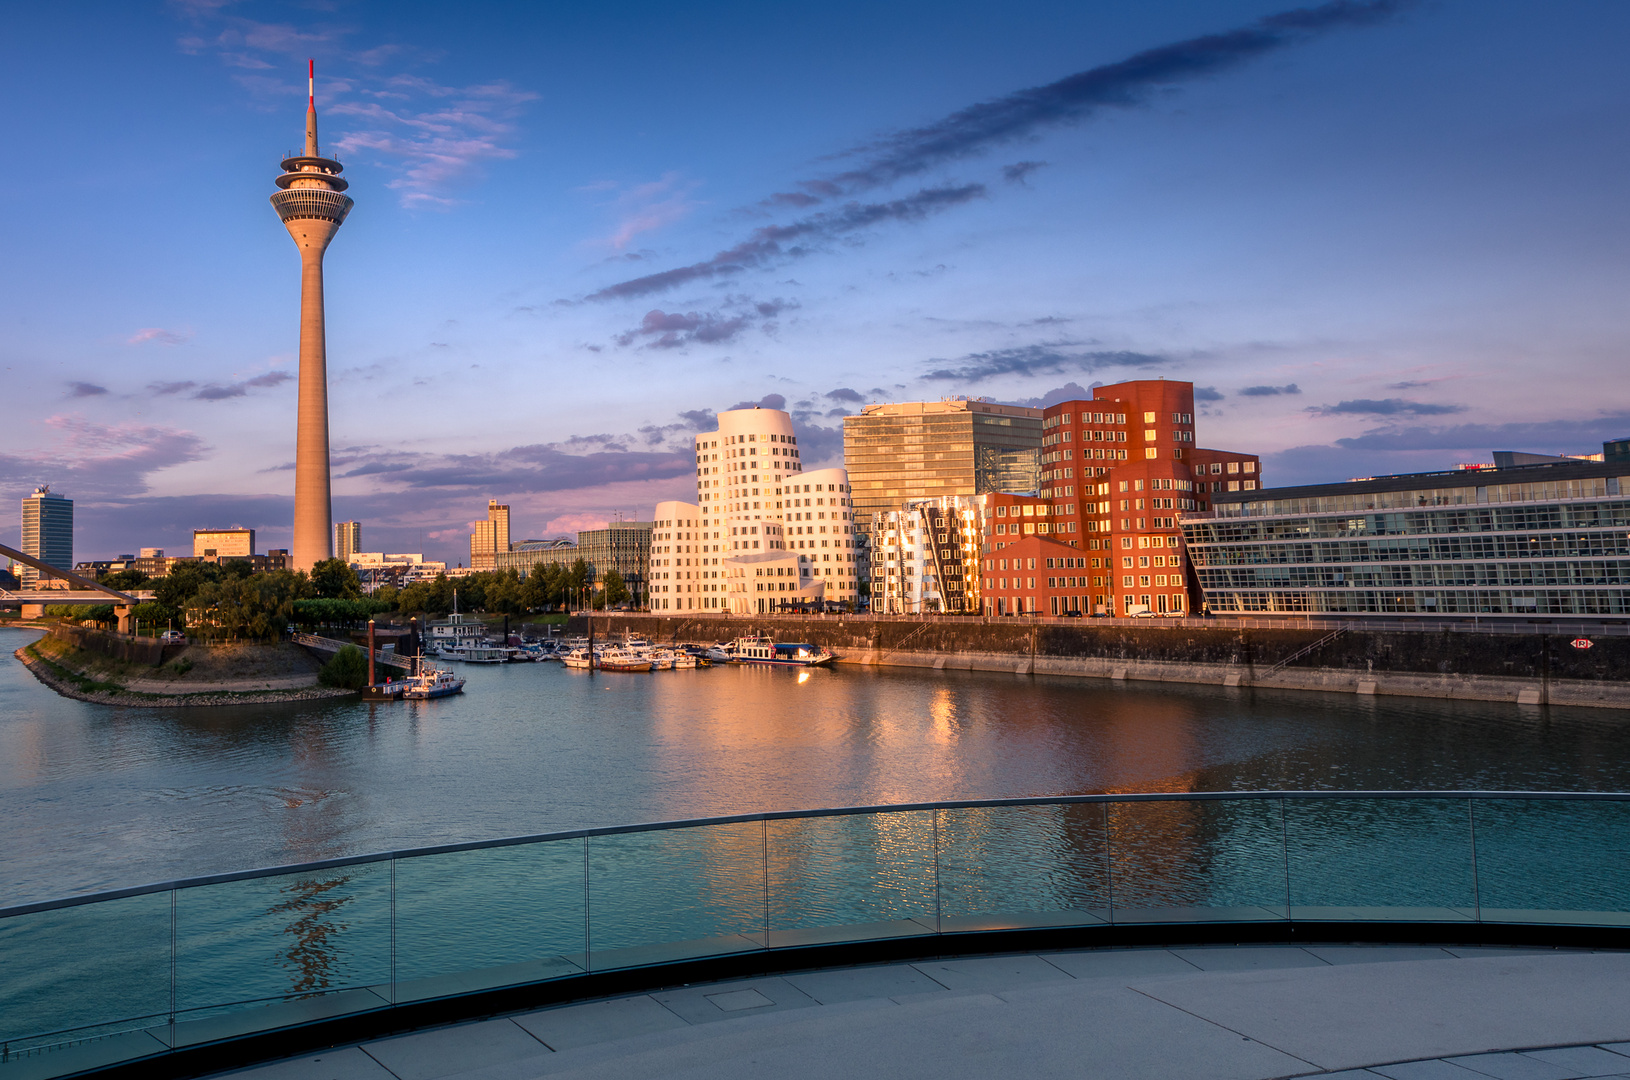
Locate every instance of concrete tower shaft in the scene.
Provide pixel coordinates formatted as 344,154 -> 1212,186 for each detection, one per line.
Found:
270,61 -> 353,573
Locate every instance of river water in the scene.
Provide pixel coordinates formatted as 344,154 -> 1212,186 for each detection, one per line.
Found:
4,626 -> 1627,908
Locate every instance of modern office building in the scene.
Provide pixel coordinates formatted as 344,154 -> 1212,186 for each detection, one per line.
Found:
843,399 -> 1043,545
493,524 -> 650,605
692,405 -> 861,611
1035,380 -> 1259,616
193,528 -> 255,560
470,500 -> 511,570
19,486 -> 73,587
271,62 -> 353,572
334,521 -> 361,562
1184,443 -> 1630,617
871,495 -> 989,614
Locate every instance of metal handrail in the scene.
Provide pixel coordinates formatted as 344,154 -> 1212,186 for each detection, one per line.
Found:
6,790 -> 1628,920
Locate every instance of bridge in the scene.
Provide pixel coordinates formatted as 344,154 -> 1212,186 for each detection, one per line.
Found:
292,632 -> 416,671
0,542 -> 145,631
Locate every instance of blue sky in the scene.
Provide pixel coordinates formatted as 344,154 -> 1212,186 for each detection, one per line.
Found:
4,1 -> 1629,563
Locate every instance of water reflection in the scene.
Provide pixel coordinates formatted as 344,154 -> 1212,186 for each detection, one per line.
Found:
6,624 -> 1630,908
266,874 -> 355,994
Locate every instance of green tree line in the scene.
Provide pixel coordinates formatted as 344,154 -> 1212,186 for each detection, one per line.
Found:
61,556 -> 633,637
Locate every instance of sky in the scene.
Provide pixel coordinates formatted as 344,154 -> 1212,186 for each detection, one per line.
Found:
4,0 -> 1629,564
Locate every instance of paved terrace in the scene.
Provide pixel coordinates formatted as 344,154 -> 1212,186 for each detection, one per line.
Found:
217,944 -> 1630,1080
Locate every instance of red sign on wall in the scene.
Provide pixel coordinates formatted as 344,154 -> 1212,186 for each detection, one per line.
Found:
1571,638 -> 1594,650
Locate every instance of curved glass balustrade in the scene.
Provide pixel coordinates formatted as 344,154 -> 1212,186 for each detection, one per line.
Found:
4,792 -> 1629,1079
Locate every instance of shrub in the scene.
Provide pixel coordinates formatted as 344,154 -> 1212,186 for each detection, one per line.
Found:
318,645 -> 369,690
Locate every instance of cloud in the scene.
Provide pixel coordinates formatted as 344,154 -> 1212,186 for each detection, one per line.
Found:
587,184 -> 986,301
127,327 -> 192,346
615,309 -> 751,349
1195,386 -> 1224,402
582,2 -> 1409,303
590,172 -> 702,250
825,388 -> 865,403
804,0 -> 1411,199
149,380 -> 198,396
728,394 -> 788,412
1012,381 -> 1099,408
1312,398 -> 1464,416
67,382 -> 108,398
190,370 -> 294,400
677,409 -> 717,430
922,344 -> 1164,383
1239,383 -> 1301,396
0,416 -> 207,503
1001,161 -> 1048,184
612,295 -> 800,349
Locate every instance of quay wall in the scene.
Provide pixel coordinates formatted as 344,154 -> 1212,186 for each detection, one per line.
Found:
567,614 -> 1630,710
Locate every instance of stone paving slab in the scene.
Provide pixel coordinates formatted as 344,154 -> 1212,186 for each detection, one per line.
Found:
206,946 -> 1630,1080
511,996 -> 688,1052
358,1019 -> 549,1080
1444,1050 -> 1583,1079
1131,952 -> 1630,1073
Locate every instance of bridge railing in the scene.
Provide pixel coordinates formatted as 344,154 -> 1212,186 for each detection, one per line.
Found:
290,632 -> 414,671
4,791 -> 1630,1078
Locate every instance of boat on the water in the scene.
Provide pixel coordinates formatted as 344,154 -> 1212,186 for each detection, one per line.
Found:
444,644 -> 510,664
597,647 -> 655,672
402,663 -> 466,699
561,647 -> 594,669
727,636 -> 836,667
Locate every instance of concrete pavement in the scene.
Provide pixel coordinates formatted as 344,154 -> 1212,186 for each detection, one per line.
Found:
216,945 -> 1630,1080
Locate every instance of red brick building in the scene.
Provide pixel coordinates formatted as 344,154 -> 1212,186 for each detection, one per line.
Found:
1015,379 -> 1260,616
978,533 -> 1100,616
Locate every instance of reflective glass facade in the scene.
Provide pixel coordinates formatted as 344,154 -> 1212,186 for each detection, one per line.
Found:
843,400 -> 1042,545
1185,463 -> 1630,616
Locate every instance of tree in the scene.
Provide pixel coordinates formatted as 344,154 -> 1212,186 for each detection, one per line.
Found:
601,568 -> 630,608
99,568 -> 149,592
308,558 -> 363,599
318,644 -> 369,690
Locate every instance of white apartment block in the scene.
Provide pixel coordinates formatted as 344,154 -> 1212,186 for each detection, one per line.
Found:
679,405 -> 863,613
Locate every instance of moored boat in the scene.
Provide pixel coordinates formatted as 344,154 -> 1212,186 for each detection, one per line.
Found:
402,663 -> 466,699
727,636 -> 836,667
597,647 -> 655,672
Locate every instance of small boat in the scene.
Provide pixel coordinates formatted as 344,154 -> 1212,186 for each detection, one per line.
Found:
704,643 -> 734,663
402,663 -> 466,699
727,636 -> 836,667
597,647 -> 655,673
445,644 -> 509,664
561,648 -> 594,669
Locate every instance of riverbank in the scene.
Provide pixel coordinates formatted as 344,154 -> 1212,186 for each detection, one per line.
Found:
573,614 -> 1630,710
14,635 -> 355,708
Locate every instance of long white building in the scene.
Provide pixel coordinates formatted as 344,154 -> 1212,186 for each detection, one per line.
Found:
657,404 -> 863,612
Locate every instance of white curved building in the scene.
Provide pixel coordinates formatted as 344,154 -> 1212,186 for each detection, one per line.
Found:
648,500 -> 724,611
682,405 -> 863,612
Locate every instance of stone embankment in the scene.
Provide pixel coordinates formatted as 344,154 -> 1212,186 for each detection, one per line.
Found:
571,614 -> 1630,710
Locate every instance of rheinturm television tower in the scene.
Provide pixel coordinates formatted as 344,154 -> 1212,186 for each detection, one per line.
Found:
271,61 -> 353,572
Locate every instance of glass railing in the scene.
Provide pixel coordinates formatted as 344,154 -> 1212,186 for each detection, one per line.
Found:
4,792 -> 1630,1079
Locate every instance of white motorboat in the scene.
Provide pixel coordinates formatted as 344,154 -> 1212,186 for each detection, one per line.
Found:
402,664 -> 466,699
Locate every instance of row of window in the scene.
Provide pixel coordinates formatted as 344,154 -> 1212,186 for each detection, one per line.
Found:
1192,534 -> 1630,565
1204,589 -> 1630,616
1192,504 -> 1630,543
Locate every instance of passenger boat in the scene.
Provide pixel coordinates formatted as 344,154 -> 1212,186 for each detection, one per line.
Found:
444,644 -> 510,664
596,647 -> 655,672
727,636 -> 836,667
402,664 -> 466,699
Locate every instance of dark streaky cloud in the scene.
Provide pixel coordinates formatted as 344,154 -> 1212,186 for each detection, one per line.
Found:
728,394 -> 788,412
1195,386 -> 1224,402
1240,383 -> 1301,396
67,381 -> 108,398
923,344 -> 1163,383
1001,161 -> 1048,184
825,388 -> 865,403
589,185 -> 985,301
1313,398 -> 1463,416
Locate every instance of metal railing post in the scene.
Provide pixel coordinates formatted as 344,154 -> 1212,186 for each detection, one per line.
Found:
1280,798 -> 1292,922
389,857 -> 397,1004
168,888 -> 177,1047
762,817 -> 770,949
1103,801 -> 1114,925
1468,799 -> 1482,923
582,836 -> 591,973
933,807 -> 942,935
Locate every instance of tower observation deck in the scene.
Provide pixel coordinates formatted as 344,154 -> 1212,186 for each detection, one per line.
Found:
272,61 -> 352,573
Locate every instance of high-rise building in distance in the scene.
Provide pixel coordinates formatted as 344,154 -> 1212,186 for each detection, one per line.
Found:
20,486 -> 72,587
271,61 -> 353,573
193,529 -> 256,560
335,521 -> 361,562
843,399 -> 1043,546
470,500 -> 510,570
